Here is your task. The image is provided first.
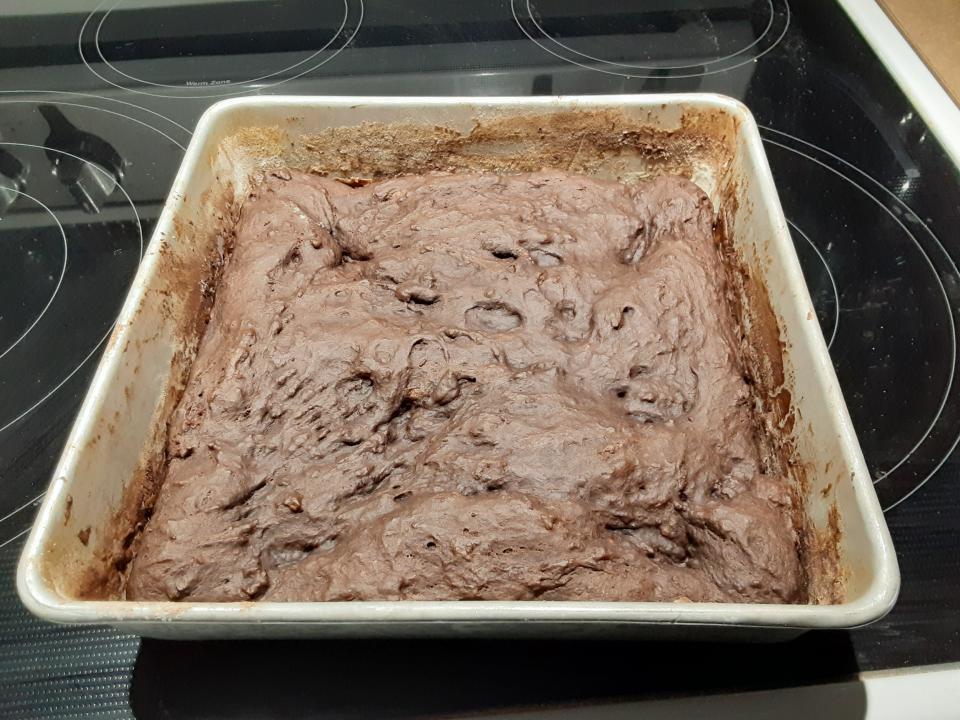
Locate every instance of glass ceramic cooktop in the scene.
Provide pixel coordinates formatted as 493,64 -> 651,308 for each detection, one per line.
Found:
1,0 -> 958,716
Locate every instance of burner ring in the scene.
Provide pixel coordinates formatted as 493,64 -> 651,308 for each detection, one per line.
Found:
0,492 -> 43,547
0,90 -> 193,145
513,0 -> 790,79
0,98 -> 187,150
93,0 -> 348,89
79,0 -> 364,99
762,126 -> 960,512
527,0 -> 774,72
788,219 -> 840,349
0,188 -> 68,361
0,142 -> 143,436
0,92 -> 189,540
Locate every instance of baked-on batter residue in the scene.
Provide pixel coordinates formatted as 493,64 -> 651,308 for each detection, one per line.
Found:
126,169 -> 802,603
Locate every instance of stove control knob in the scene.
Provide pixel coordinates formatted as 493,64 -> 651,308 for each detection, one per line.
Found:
39,104 -> 126,214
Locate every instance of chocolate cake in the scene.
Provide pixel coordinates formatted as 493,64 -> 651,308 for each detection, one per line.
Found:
126,169 -> 802,603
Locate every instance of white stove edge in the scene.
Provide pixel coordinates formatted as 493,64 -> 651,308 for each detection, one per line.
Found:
840,0 -> 960,169
834,0 -> 960,704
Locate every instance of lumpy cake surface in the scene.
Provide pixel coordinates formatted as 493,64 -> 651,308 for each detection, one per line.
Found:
127,169 -> 802,603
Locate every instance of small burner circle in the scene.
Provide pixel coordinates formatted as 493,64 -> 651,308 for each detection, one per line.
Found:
513,0 -> 790,79
80,0 -> 363,99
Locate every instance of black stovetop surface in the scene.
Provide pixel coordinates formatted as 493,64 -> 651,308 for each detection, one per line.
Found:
2,0 -> 959,716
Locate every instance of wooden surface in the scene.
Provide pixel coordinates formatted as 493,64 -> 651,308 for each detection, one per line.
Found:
878,0 -> 960,104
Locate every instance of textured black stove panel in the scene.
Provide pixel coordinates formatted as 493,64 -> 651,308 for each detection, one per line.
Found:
1,0 -> 958,716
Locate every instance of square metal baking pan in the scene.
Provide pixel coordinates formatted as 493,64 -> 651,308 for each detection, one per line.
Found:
17,95 -> 899,640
